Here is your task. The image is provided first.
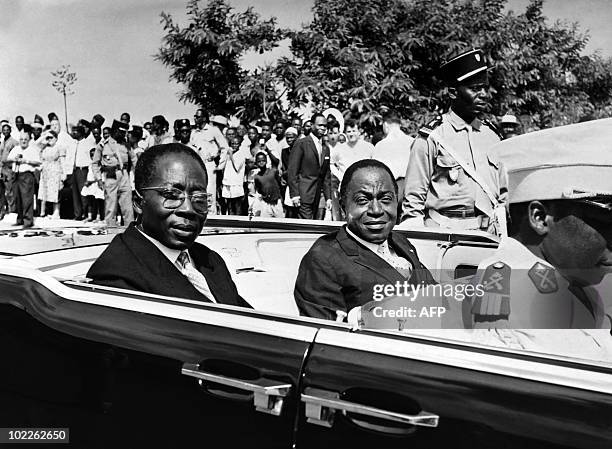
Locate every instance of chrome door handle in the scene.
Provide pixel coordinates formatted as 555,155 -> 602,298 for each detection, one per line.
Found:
302,387 -> 439,428
182,363 -> 292,416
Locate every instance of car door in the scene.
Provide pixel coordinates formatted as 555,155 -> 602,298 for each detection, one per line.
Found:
0,262 -> 317,449
297,327 -> 612,449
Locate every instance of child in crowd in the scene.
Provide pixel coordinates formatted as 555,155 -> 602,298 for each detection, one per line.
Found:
253,152 -> 284,218
220,136 -> 249,215
81,148 -> 104,222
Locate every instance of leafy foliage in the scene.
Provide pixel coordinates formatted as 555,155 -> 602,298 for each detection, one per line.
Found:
157,0 -> 288,117
159,0 -> 612,130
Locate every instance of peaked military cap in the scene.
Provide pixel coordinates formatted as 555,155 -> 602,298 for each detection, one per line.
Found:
440,49 -> 489,85
494,118 -> 612,208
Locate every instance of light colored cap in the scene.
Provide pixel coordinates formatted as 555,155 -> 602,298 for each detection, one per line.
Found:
495,118 -> 612,204
210,115 -> 228,127
30,122 -> 44,129
285,126 -> 298,135
500,114 -> 519,126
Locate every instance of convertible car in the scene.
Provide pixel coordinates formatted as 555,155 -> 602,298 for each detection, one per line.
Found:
0,217 -> 610,448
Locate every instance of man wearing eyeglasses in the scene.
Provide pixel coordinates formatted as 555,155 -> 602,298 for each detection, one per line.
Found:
87,143 -> 250,307
463,119 -> 612,356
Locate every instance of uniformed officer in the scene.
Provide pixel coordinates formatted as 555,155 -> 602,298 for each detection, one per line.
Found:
400,49 -> 506,235
173,119 -> 198,150
92,119 -> 135,226
464,118 -> 612,336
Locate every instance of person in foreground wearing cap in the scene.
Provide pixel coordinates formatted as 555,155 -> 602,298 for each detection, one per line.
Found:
401,49 -> 506,235
87,143 -> 250,308
91,119 -> 135,226
462,119 -> 612,359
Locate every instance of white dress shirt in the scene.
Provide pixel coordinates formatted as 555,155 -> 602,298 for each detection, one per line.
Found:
8,144 -> 41,173
345,227 -> 413,278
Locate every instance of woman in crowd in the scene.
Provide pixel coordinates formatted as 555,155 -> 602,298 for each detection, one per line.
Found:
36,130 -> 64,218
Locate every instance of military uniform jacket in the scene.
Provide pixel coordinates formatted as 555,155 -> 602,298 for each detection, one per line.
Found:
463,237 -> 611,329
402,110 -> 506,223
92,137 -> 134,180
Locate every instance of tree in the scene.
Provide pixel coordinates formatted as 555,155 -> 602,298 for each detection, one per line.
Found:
157,0 -> 288,118
158,0 -> 612,130
277,0 -> 612,131
51,65 -> 77,129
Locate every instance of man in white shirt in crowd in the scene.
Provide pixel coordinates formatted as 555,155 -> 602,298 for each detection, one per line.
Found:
262,121 -> 284,169
7,132 -> 41,227
331,118 -> 374,183
191,111 -> 229,215
64,124 -> 92,220
373,109 -> 414,216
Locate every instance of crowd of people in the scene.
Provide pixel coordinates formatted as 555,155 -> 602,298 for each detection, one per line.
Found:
0,48 -> 523,231
0,107 -> 429,228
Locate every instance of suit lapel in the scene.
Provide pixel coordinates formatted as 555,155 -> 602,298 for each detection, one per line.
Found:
126,225 -> 210,301
336,227 -> 402,284
189,244 -> 232,305
308,135 -> 320,167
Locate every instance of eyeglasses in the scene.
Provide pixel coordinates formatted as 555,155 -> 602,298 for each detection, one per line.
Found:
138,186 -> 209,214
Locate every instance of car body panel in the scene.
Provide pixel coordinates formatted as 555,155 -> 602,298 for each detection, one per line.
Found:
300,328 -> 612,449
0,218 -> 610,448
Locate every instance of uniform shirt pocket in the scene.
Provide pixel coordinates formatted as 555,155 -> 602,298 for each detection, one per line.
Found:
435,149 -> 461,184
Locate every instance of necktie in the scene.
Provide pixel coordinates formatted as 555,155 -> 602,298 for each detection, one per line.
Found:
377,244 -> 412,278
176,251 -> 217,303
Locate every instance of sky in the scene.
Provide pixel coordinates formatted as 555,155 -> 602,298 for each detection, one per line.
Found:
1,0 -> 611,128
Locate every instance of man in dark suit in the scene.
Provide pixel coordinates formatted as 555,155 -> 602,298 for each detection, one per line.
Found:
87,143 -> 250,308
287,113 -> 332,219
294,159 -> 435,320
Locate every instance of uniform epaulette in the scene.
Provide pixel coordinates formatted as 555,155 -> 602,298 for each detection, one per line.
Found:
483,119 -> 504,140
418,116 -> 443,138
471,261 -> 511,317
